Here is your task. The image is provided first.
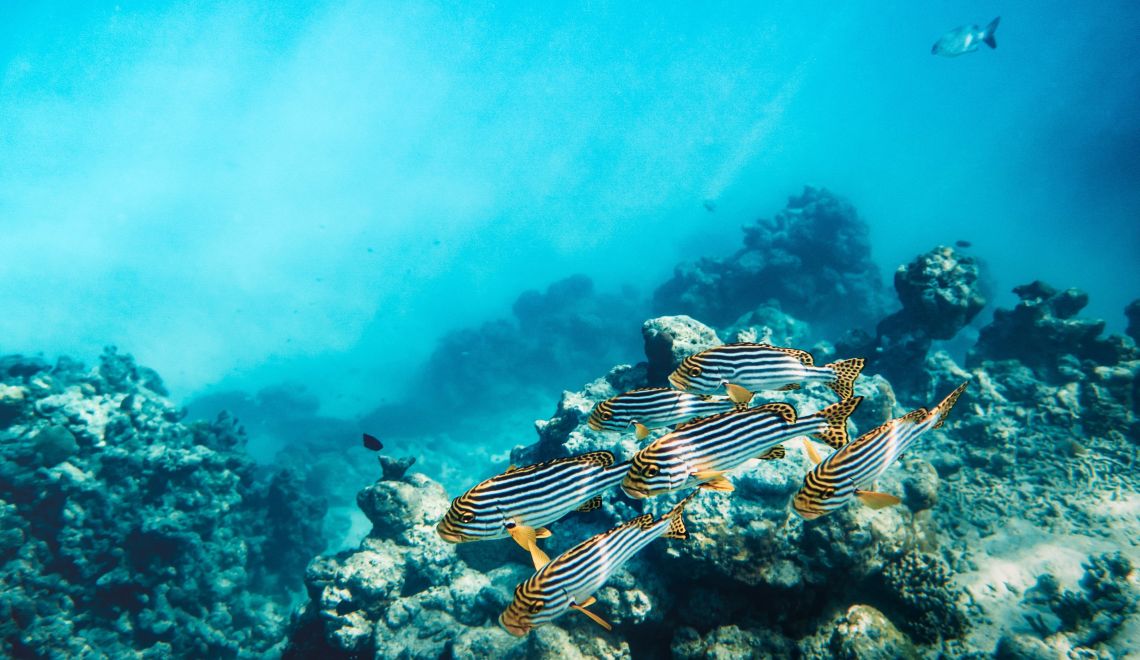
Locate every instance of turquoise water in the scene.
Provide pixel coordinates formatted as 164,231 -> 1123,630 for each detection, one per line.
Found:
1,3 -> 1138,658
3,2 -> 1137,413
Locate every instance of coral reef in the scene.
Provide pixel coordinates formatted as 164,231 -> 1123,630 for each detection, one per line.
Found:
0,348 -> 326,658
841,245 -> 987,397
653,186 -> 891,334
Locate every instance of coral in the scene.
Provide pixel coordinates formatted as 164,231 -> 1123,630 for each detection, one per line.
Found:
968,281 -> 1137,382
842,246 -> 986,397
641,315 -> 721,385
813,604 -> 919,660
653,186 -> 890,335
671,625 -> 794,659
0,347 -> 327,658
880,551 -> 971,643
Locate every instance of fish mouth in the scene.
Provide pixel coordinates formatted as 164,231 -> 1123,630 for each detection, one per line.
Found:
586,418 -> 603,431
621,483 -> 650,499
667,373 -> 687,389
435,523 -> 466,543
498,613 -> 530,637
791,503 -> 822,521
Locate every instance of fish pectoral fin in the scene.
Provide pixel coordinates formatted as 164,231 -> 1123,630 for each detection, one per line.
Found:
534,527 -> 552,539
698,475 -> 735,492
856,490 -> 901,509
571,600 -> 613,631
723,382 -> 755,405
507,524 -> 537,551
528,545 -> 551,571
634,422 -> 650,440
803,439 -> 823,465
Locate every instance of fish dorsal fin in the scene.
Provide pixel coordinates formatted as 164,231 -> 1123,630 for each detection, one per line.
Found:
756,402 -> 797,424
628,513 -> 656,531
851,408 -> 927,448
523,451 -> 616,473
571,598 -> 613,631
673,410 -> 737,432
931,382 -> 969,429
752,343 -> 815,366
577,496 -> 603,513
758,445 -> 785,460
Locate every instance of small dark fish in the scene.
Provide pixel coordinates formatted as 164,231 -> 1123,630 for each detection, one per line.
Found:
702,199 -> 717,212
955,240 -> 972,248
362,433 -> 383,452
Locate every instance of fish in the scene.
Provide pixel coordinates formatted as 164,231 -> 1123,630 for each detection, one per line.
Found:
932,17 -> 1000,57
622,397 -> 861,499
587,387 -> 748,439
955,240 -> 972,248
792,382 -> 968,520
498,491 -> 698,636
436,451 -> 629,569
362,433 -> 383,451
668,343 -> 865,401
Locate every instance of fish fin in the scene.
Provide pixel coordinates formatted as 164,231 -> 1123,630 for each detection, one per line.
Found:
810,396 -> 862,448
699,475 -> 735,492
664,490 -> 699,538
577,496 -> 603,513
856,490 -> 901,510
931,382 -> 969,429
534,527 -> 552,539
528,545 -> 551,571
778,383 -> 801,391
759,445 -> 785,460
507,524 -> 537,552
576,451 -> 616,468
983,16 -> 1000,48
505,465 -> 517,473
634,422 -> 650,440
823,357 -> 865,400
571,601 -> 613,631
756,402 -> 797,424
724,382 -> 755,405
803,439 -> 823,465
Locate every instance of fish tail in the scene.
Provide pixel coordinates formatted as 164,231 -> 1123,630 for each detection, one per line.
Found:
931,382 -> 969,429
809,396 -> 862,449
664,490 -> 699,540
823,357 -> 865,400
983,16 -> 1000,49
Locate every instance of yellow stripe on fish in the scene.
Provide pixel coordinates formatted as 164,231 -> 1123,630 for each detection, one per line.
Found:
668,343 -> 865,401
498,491 -> 698,636
622,397 -> 861,499
792,382 -> 968,520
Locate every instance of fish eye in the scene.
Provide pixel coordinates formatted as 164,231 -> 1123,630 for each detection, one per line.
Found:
688,366 -> 702,377
601,410 -> 612,421
460,512 -> 476,524
644,465 -> 659,478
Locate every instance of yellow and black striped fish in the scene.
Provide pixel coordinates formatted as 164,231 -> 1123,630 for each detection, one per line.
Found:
792,382 -> 968,520
437,451 -> 628,569
668,343 -> 865,401
498,491 -> 698,636
587,387 -> 748,439
621,397 -> 862,498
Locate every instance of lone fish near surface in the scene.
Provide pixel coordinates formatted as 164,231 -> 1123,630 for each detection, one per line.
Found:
622,397 -> 861,499
932,17 -> 1000,57
436,451 -> 629,569
668,343 -> 864,402
588,387 -> 748,440
498,491 -> 698,636
792,382 -> 969,520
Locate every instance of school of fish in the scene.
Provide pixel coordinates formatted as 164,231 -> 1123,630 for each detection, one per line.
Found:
435,341 -> 968,636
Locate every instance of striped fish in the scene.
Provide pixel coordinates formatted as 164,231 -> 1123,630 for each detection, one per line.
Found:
436,451 -> 628,569
621,397 -> 862,498
668,343 -> 865,401
792,382 -> 968,520
587,387 -> 747,439
499,491 -> 698,636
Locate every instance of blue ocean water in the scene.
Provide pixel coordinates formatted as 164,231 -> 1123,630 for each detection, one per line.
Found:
1,2 -> 1138,658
